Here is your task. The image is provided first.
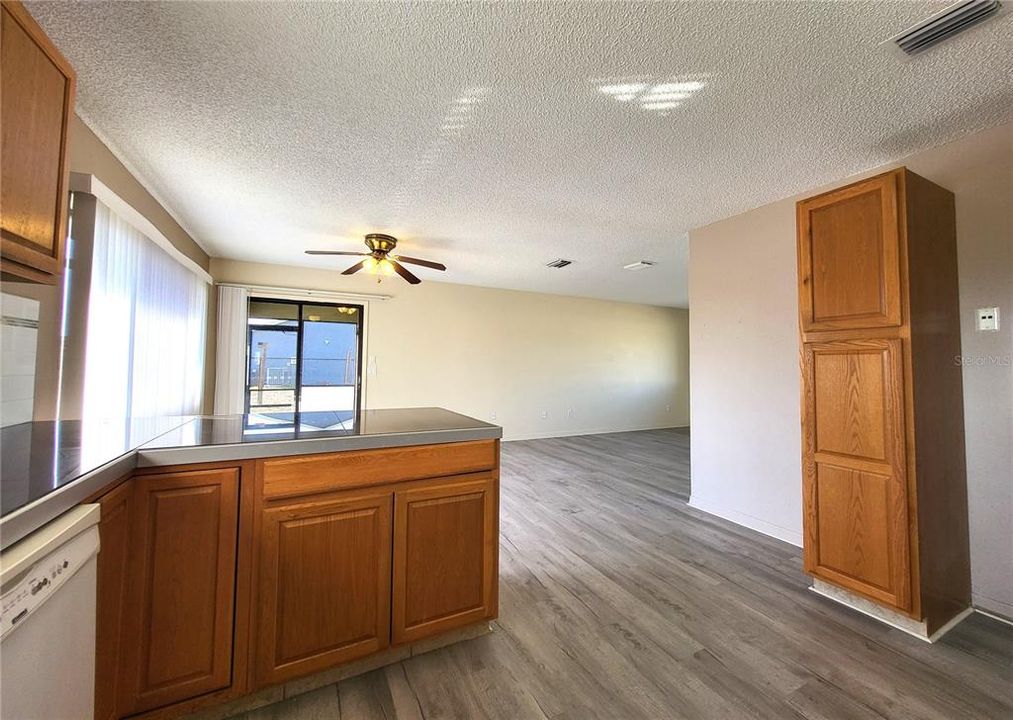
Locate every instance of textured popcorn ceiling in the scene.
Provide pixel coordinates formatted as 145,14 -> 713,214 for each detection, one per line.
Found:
26,1 -> 1013,307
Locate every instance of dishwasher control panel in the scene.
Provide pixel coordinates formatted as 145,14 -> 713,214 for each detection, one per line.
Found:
1,526 -> 100,641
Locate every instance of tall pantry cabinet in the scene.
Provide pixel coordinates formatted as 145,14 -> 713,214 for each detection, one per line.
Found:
795,167 -> 971,637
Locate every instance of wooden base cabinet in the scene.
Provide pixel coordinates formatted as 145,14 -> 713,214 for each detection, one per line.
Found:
393,476 -> 499,644
93,440 -> 500,719
118,468 -> 241,716
254,488 -> 392,686
94,481 -> 133,720
796,168 -> 971,634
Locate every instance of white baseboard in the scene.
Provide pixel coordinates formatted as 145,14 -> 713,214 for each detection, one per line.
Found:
975,606 -> 1013,627
972,594 -> 1013,622
687,495 -> 803,547
503,424 -> 689,442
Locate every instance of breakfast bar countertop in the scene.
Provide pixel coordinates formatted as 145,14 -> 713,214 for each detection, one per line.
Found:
0,407 -> 501,550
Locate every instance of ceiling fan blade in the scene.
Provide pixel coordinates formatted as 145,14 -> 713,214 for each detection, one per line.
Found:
341,259 -> 367,275
390,259 -> 422,284
394,255 -> 446,271
305,250 -> 369,257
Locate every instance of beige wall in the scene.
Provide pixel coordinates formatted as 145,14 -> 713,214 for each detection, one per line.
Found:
67,114 -> 209,271
211,259 -> 690,440
689,121 -> 1013,618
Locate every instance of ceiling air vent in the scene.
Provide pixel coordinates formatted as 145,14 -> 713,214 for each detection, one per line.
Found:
546,259 -> 573,269
885,0 -> 1004,56
623,261 -> 656,271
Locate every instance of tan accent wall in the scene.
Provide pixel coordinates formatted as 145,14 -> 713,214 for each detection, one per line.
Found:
209,259 -> 691,441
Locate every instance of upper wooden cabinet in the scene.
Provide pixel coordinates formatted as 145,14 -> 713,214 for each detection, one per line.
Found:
0,0 -> 75,283
392,475 -> 498,645
797,172 -> 902,331
796,168 -> 971,636
254,488 -> 392,687
118,468 -> 240,716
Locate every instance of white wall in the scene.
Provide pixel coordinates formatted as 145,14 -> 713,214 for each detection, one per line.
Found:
0,293 -> 40,427
211,259 -> 690,441
689,121 -> 1013,618
688,197 -> 804,546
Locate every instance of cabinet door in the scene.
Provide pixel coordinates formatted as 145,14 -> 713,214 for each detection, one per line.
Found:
802,339 -> 911,611
119,468 -> 240,715
393,476 -> 498,645
254,489 -> 392,687
797,171 -> 902,332
94,480 -> 132,720
0,0 -> 75,282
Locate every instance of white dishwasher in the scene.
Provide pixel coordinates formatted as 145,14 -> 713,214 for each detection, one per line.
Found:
1,504 -> 101,720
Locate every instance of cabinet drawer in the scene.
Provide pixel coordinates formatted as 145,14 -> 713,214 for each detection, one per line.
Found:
260,440 -> 497,499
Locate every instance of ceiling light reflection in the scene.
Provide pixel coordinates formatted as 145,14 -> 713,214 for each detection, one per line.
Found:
651,81 -> 706,94
600,83 -> 648,95
596,76 -> 708,115
644,92 -> 690,102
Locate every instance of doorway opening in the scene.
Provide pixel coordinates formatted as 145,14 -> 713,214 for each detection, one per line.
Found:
245,298 -> 364,417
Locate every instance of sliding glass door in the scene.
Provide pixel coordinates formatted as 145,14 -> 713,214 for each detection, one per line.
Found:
246,299 -> 363,416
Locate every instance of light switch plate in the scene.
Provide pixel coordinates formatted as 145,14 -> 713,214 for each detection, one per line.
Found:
976,307 -> 1000,332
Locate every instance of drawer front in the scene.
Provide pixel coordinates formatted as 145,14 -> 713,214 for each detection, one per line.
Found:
260,440 -> 497,500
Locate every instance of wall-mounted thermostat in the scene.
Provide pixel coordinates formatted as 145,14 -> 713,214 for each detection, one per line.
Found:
976,307 -> 999,332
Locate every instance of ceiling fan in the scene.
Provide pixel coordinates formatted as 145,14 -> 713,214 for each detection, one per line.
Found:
305,233 -> 446,285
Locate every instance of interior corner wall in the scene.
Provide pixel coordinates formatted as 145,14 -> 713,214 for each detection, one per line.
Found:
210,259 -> 690,441
67,115 -> 210,271
688,121 -> 1013,618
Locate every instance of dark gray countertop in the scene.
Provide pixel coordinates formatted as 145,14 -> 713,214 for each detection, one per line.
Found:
0,408 -> 501,550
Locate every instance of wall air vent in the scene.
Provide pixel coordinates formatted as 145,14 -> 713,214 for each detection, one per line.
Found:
885,0 -> 1004,57
623,261 -> 656,271
546,259 -> 573,269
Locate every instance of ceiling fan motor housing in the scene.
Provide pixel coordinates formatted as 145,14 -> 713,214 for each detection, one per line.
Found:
365,233 -> 398,255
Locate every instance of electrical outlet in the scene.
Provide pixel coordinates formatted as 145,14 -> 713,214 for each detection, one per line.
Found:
540,410 -> 548,420
490,411 -> 497,421
666,404 -> 671,413
566,408 -> 573,418
977,307 -> 1000,332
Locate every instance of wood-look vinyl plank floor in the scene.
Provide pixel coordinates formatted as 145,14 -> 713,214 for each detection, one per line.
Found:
233,428 -> 1013,720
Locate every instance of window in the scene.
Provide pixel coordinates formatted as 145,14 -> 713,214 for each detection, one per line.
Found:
246,298 -> 363,417
82,199 -> 208,421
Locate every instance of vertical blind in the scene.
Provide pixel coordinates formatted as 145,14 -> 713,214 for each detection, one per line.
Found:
83,200 -> 208,420
213,284 -> 249,415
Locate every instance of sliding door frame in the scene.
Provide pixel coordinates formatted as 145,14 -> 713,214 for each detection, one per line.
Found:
245,297 -> 365,418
